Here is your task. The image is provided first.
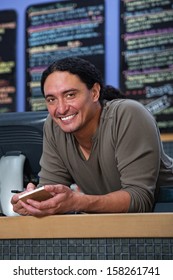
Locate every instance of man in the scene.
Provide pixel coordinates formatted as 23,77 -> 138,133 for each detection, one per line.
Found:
11,57 -> 173,216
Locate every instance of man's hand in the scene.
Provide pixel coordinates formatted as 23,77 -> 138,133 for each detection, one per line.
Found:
11,184 -> 81,217
11,183 -> 36,215
11,183 -> 131,217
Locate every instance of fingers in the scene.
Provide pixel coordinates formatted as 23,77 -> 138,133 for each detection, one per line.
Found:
12,200 -> 30,216
11,193 -> 20,204
26,183 -> 36,191
11,183 -> 36,205
11,184 -> 73,217
19,199 -> 54,217
11,183 -> 37,216
44,184 -> 69,193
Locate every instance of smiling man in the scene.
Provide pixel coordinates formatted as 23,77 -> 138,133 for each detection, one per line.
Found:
11,57 -> 173,216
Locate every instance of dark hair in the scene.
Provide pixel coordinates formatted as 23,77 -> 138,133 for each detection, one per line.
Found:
102,85 -> 126,101
41,57 -> 125,103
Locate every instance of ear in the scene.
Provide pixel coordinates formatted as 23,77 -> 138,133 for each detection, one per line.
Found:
91,83 -> 101,102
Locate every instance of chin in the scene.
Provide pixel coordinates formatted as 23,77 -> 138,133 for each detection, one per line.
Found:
59,125 -> 76,133
63,125 -> 81,134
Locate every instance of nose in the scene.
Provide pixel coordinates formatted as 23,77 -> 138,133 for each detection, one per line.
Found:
56,98 -> 69,115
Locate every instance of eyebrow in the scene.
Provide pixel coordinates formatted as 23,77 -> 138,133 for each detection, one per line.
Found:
62,88 -> 78,94
45,88 -> 78,97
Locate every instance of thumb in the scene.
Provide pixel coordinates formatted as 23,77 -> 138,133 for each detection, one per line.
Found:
26,183 -> 36,192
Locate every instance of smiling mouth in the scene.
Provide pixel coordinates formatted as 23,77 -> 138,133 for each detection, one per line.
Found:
60,114 -> 76,121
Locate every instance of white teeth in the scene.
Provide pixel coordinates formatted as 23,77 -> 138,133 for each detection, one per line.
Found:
61,114 -> 75,121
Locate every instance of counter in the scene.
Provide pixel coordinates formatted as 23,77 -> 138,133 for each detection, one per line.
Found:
0,213 -> 173,260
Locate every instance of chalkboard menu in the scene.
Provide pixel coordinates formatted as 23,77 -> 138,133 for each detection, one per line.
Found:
120,0 -> 173,133
0,10 -> 17,113
25,0 -> 105,111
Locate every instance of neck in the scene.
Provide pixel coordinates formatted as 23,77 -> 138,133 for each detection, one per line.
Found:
74,105 -> 101,159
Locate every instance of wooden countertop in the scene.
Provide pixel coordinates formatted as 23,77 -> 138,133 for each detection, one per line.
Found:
0,213 -> 173,239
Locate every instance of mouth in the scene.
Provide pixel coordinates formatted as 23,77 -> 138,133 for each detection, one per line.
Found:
59,113 -> 77,122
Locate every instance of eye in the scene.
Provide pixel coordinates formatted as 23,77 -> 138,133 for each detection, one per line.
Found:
65,91 -> 76,99
45,96 -> 56,104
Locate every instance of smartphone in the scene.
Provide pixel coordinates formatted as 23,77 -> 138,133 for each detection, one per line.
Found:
19,186 -> 53,203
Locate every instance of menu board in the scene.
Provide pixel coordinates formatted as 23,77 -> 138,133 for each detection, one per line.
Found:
120,0 -> 173,133
25,0 -> 105,111
0,10 -> 17,113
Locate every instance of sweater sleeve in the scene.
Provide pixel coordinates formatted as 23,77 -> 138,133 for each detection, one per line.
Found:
114,100 -> 160,212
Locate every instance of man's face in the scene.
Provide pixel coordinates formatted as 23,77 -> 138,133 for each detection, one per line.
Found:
43,71 -> 101,135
